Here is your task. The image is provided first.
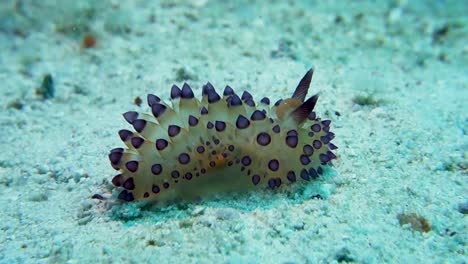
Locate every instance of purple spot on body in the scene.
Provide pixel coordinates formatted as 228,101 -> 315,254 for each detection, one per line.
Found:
147,94 -> 160,107
202,82 -> 214,95
287,130 -> 298,137
228,145 -> 235,152
321,136 -> 330,144
112,174 -> 122,186
236,115 -> 250,129
327,151 -> 337,160
132,119 -> 147,133
274,178 -> 282,187
144,192 -> 149,198
188,115 -> 198,126
252,174 -> 260,185
300,169 -> 310,181
321,120 -> 331,127
228,94 -> 242,107
197,146 -> 205,153
178,153 -> 191,164
257,132 -> 271,146
151,103 -> 166,118
329,143 -> 338,150
207,121 -> 214,129
268,179 -> 276,189
168,125 -> 181,137
241,156 -> 252,166
123,177 -> 135,190
163,182 -> 170,189
319,153 -> 329,163
126,161 -> 139,172
209,161 -> 216,167
151,164 -> 163,175
308,112 -> 316,120
156,139 -> 168,151
131,137 -> 144,149
244,98 -> 255,107
109,151 -> 123,164
181,83 -> 194,98
215,121 -> 226,132
118,190 -> 134,201
311,124 -> 321,132
286,136 -> 298,148
313,140 -> 322,149
207,88 -> 221,103
286,171 -> 296,182
203,83 -> 220,102
171,170 -> 180,178
110,148 -> 123,153
317,167 -> 323,175
272,125 -> 280,133
123,111 -> 138,124
303,144 -> 314,156
201,107 -> 209,115
171,85 -> 181,99
268,159 -> 279,171
118,129 -> 133,141
251,110 -> 266,121
309,168 -> 318,178
223,85 -> 234,96
152,184 -> 160,193
260,97 -> 270,105
185,172 -> 193,180
241,91 -> 253,101
300,155 -> 311,165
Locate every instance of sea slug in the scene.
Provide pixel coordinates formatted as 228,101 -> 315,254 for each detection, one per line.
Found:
108,68 -> 337,204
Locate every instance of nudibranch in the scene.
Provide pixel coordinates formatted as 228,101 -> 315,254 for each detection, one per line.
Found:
108,68 -> 337,204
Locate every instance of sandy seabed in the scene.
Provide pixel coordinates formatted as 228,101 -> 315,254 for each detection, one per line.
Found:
0,1 -> 466,263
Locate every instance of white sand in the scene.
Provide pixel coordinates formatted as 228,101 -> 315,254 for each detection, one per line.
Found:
0,1 -> 466,263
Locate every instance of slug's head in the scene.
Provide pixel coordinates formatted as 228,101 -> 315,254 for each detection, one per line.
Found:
275,68 -> 319,125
